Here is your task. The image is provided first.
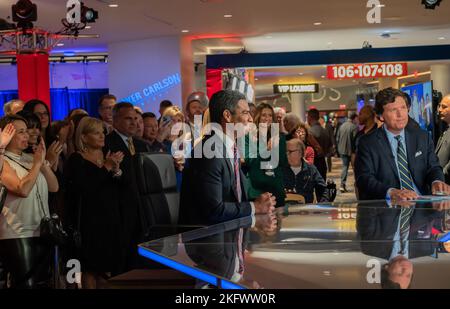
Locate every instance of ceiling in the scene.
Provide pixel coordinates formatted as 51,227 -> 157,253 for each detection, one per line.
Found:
0,0 -> 449,55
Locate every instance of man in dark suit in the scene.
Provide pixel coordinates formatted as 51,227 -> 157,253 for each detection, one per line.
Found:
436,95 -> 450,184
179,90 -> 275,226
336,111 -> 358,192
355,88 -> 450,201
104,102 -> 150,271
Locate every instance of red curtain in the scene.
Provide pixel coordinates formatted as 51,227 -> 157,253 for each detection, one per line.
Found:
17,53 -> 51,109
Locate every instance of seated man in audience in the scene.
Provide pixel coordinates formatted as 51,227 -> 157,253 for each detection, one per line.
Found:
283,138 -> 329,203
355,88 -> 449,201
142,112 -> 165,152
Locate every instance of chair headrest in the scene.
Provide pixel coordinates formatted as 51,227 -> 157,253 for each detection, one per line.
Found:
134,153 -> 177,194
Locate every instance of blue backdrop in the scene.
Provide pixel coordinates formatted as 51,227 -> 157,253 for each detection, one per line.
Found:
0,88 -> 108,120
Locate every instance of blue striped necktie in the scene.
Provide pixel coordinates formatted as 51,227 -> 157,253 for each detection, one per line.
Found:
394,135 -> 415,191
394,135 -> 414,255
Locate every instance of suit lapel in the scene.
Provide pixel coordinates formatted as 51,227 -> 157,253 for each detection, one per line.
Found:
436,128 -> 449,153
377,129 -> 399,180
405,128 -> 418,180
111,131 -> 132,156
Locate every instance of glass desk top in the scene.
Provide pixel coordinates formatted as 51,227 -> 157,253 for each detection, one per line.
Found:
138,200 -> 450,289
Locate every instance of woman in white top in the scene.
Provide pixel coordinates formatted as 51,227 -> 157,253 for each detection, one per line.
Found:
0,114 -> 59,288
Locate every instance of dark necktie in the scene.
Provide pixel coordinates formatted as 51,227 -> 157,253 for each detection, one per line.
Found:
233,144 -> 242,203
395,135 -> 415,191
233,144 -> 245,274
399,207 -> 413,255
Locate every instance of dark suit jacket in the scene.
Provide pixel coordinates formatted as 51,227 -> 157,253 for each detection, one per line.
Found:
355,126 -> 444,200
436,127 -> 450,184
179,134 -> 253,225
357,206 -> 442,260
103,130 -> 150,266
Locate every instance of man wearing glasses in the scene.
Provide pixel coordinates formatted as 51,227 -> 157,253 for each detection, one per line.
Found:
283,138 -> 329,204
98,94 -> 117,135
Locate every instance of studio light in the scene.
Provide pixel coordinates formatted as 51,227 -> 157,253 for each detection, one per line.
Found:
81,2 -> 99,23
12,0 -> 37,29
422,0 -> 443,9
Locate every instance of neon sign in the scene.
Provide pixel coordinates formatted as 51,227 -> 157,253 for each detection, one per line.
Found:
121,73 -> 182,105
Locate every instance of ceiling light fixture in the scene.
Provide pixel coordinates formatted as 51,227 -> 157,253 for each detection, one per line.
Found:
313,22 -> 322,26
224,14 -> 233,18
438,37 -> 446,40
108,4 -> 119,8
181,29 -> 189,33
56,43 -> 64,47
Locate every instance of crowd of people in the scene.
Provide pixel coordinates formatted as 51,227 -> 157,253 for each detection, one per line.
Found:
0,86 -> 449,289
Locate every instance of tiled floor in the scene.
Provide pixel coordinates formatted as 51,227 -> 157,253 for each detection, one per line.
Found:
326,157 -> 357,203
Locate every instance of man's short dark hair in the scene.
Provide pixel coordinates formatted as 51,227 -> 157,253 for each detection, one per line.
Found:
307,108 -> 320,121
98,94 -> 117,109
142,112 -> 157,120
209,90 -> 246,124
348,111 -> 358,120
112,102 -> 135,118
160,100 -> 173,109
375,88 -> 409,116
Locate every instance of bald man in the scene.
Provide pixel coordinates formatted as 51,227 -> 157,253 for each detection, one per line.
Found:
436,95 -> 450,183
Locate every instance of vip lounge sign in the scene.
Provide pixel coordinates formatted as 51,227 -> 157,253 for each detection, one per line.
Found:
273,83 -> 319,94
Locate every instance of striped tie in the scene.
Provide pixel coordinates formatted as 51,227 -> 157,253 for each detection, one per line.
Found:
395,135 -> 415,191
399,207 -> 414,255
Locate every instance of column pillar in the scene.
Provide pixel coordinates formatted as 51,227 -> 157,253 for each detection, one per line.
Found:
378,77 -> 398,90
290,93 -> 306,122
17,53 -> 51,108
431,64 -> 450,96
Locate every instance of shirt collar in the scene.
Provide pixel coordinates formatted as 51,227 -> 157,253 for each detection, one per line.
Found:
114,129 -> 132,144
383,125 -> 405,141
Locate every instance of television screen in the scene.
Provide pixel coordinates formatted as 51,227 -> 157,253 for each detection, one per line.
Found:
401,81 -> 433,132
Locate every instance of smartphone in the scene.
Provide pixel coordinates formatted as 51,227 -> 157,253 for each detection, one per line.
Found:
161,115 -> 172,126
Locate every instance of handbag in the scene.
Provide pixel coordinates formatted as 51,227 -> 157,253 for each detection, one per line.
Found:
0,184 -> 7,214
36,185 -> 68,247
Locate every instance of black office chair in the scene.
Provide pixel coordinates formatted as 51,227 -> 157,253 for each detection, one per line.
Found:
134,152 -> 179,232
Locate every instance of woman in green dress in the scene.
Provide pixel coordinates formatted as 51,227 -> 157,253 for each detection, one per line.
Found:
243,104 -> 288,207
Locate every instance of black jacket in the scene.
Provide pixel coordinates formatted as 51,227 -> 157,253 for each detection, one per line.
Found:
355,126 -> 444,200
283,161 -> 329,203
179,134 -> 252,225
103,130 -> 150,268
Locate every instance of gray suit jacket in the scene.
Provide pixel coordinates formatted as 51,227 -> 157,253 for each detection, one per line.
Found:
436,127 -> 450,183
336,120 -> 358,156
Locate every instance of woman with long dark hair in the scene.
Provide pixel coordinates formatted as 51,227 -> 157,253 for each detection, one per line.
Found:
244,103 -> 288,207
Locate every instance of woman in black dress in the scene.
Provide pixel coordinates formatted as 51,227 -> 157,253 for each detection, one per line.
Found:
64,117 -> 125,289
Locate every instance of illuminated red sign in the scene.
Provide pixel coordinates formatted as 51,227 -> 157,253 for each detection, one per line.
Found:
327,63 -> 408,80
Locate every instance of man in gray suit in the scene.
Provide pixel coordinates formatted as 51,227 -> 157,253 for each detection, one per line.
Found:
336,111 -> 358,192
436,95 -> 450,184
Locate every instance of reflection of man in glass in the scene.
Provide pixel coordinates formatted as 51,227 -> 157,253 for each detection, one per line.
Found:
357,205 -> 444,289
381,255 -> 413,289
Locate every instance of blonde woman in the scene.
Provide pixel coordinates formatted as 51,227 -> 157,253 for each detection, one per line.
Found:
64,117 -> 125,289
0,115 -> 59,288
